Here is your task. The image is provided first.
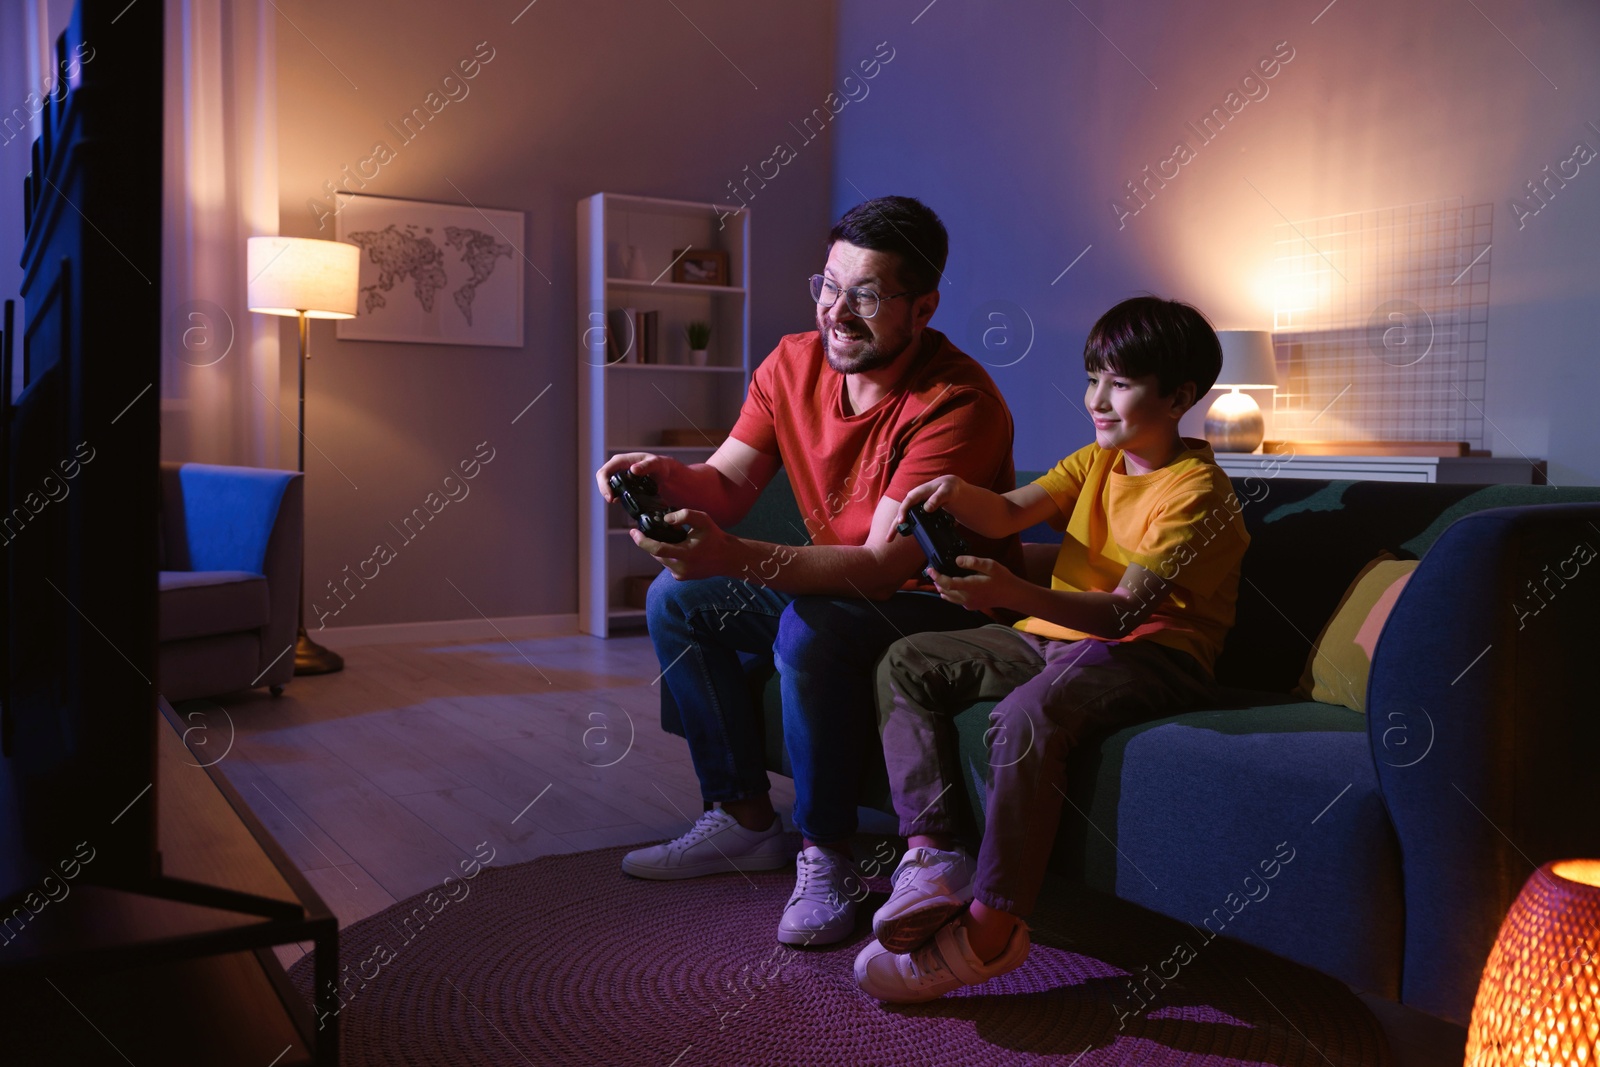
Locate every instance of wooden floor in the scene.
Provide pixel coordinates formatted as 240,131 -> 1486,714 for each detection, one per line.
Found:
198,630 -> 821,971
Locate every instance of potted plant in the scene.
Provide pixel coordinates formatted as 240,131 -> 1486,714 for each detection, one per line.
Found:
684,321 -> 712,366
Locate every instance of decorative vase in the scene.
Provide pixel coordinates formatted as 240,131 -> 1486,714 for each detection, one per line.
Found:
625,246 -> 649,280
689,349 -> 709,366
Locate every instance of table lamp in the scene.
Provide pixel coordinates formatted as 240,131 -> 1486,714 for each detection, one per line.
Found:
1465,859 -> 1600,1065
247,236 -> 360,675
1205,330 -> 1279,452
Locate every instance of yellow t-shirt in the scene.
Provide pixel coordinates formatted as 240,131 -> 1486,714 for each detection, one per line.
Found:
1016,438 -> 1249,674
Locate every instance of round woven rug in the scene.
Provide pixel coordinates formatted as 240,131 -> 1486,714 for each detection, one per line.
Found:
288,844 -> 1391,1066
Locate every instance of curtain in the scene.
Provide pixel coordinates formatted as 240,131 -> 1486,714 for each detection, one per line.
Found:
161,0 -> 281,468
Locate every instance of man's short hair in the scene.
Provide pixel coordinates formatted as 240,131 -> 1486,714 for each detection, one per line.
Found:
1084,296 -> 1223,398
827,196 -> 947,296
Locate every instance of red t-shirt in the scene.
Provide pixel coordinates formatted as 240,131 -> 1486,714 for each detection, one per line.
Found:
730,329 -> 1023,576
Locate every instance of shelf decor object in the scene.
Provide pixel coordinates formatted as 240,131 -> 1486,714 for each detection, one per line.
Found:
1206,330 -> 1279,453
685,320 -> 711,365
578,194 -> 751,636
624,245 -> 649,280
671,247 -> 729,286
247,235 -> 359,675
334,193 -> 525,347
659,427 -> 730,447
1464,859 -> 1600,1065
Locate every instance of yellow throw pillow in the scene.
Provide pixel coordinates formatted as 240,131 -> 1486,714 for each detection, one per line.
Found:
1297,556 -> 1420,713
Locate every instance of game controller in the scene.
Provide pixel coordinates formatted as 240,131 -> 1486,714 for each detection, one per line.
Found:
896,504 -> 973,577
609,470 -> 689,544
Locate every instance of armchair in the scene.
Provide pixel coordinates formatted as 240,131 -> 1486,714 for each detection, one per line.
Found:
157,462 -> 303,702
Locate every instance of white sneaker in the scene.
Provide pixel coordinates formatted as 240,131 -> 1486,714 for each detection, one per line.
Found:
855,917 -> 1030,1003
621,809 -> 789,880
776,846 -> 862,946
872,846 -> 975,952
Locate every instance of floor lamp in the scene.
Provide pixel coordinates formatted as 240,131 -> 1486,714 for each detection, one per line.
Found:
247,236 -> 360,675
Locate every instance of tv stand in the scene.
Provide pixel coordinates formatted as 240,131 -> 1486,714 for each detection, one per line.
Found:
0,698 -> 338,1065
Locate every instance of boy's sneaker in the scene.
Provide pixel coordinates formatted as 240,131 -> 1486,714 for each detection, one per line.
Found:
621,809 -> 789,880
777,846 -> 862,946
855,918 -> 1030,1003
872,846 -> 975,952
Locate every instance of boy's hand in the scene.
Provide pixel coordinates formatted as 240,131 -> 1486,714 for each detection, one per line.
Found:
889,475 -> 968,540
927,555 -> 1023,613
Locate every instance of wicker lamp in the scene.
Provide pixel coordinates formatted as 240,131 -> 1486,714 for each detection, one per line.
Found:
1465,859 -> 1600,1065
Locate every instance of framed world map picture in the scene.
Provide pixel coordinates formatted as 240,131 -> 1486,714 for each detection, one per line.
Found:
336,194 -> 524,347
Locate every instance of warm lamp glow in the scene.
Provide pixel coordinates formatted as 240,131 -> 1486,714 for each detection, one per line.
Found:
1552,859 -> 1600,888
1465,860 -> 1600,1065
246,236 -> 359,319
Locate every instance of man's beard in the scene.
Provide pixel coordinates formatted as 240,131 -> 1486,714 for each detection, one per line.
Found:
820,317 -> 910,374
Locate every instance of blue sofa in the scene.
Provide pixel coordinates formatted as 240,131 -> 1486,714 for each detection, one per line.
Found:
668,470 -> 1600,1026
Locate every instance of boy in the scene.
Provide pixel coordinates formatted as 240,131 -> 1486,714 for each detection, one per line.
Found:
854,296 -> 1250,1002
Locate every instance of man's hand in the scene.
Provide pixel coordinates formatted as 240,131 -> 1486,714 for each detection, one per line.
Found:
595,452 -> 690,503
888,475 -> 970,539
927,555 -> 1026,614
632,508 -> 742,581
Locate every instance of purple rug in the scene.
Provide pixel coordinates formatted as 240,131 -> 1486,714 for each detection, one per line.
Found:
288,844 -> 1391,1066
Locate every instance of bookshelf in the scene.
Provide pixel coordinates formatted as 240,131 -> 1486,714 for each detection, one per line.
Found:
577,193 -> 752,637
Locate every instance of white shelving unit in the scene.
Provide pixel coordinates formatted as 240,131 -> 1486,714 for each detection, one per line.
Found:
577,193 -> 752,637
1212,452 -> 1543,485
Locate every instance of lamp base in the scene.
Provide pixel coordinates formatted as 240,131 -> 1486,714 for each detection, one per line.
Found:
1204,390 -> 1265,452
294,627 -> 345,675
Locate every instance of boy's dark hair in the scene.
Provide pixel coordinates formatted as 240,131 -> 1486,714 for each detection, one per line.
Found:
1084,296 -> 1223,398
827,196 -> 947,296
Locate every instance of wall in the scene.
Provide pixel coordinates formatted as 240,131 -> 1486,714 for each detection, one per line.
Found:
274,0 -> 838,628
830,0 -> 1600,485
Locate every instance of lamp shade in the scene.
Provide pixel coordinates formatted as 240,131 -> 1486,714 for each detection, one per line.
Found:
247,236 -> 359,319
1465,859 -> 1600,1065
1215,330 -> 1278,389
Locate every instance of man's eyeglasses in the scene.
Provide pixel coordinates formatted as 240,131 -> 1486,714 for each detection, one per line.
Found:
808,274 -> 921,319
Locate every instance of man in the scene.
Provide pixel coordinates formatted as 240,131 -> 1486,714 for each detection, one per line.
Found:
595,196 -> 1022,946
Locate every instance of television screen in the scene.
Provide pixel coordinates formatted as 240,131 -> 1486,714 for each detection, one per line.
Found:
0,0 -> 162,923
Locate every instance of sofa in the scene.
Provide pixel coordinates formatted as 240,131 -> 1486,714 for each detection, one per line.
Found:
158,462 -> 303,702
667,468 -> 1600,1027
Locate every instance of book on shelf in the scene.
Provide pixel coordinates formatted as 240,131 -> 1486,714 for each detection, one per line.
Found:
606,307 -> 663,364
606,307 -> 634,364
642,310 -> 659,363
606,307 -> 661,364
604,312 -> 621,363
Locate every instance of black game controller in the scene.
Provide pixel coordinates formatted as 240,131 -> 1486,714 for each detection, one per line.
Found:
609,470 -> 689,544
897,504 -> 973,577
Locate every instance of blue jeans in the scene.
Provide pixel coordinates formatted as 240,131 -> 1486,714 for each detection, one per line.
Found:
644,568 -> 987,842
